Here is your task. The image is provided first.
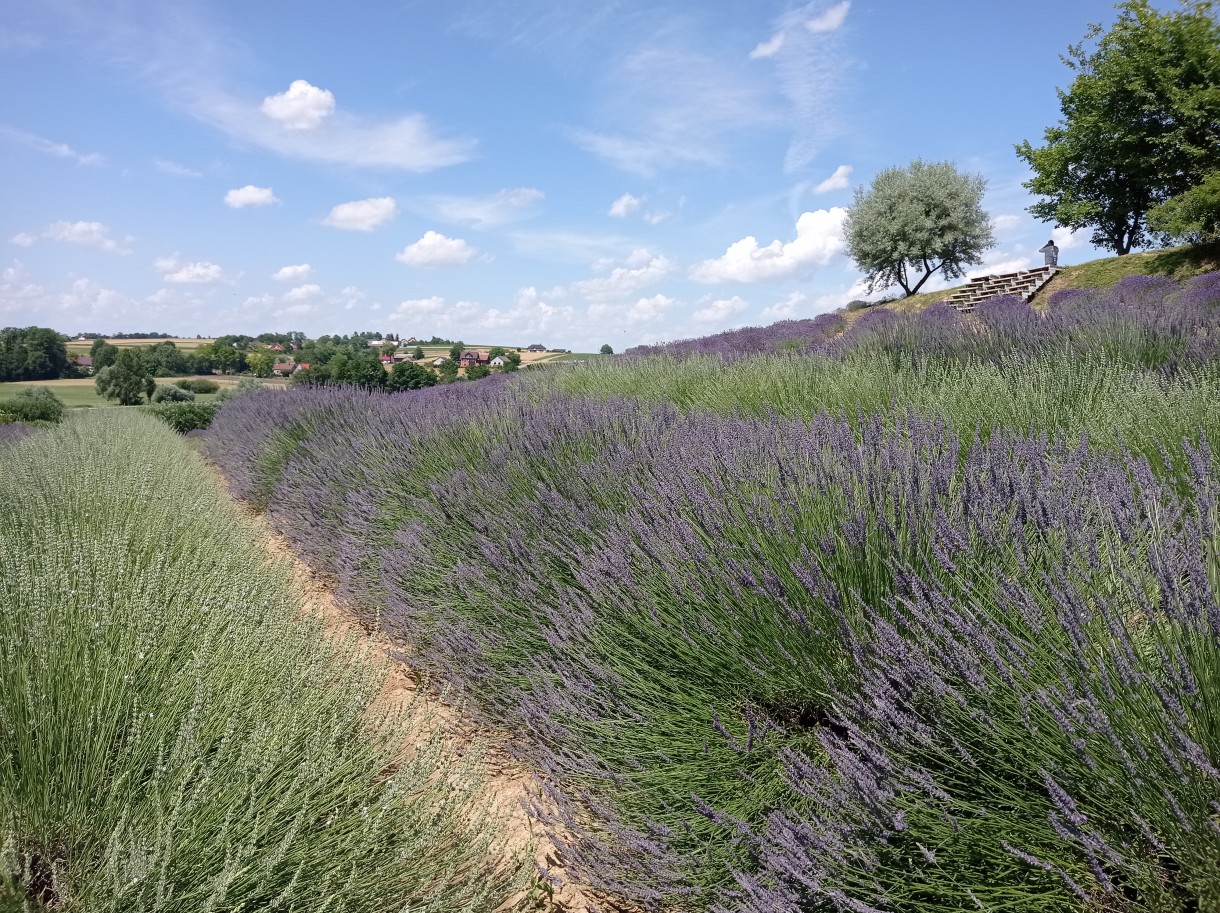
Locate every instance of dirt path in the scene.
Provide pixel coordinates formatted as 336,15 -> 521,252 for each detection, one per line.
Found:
253,524 -> 615,913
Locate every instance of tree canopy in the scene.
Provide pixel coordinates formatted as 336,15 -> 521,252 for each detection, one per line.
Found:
1015,0 -> 1220,254
95,350 -> 155,405
0,327 -> 69,382
843,160 -> 995,297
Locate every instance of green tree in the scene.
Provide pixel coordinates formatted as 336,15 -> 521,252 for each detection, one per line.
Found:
487,346 -> 508,359
1148,169 -> 1220,244
95,350 -> 154,405
465,364 -> 492,380
599,344 -> 614,355
437,358 -> 459,383
0,327 -> 70,381
344,353 -> 389,389
90,338 -> 119,371
843,160 -> 995,297
1016,1 -> 1220,255
412,345 -> 425,360
387,360 -> 439,391
501,351 -> 521,372
449,341 -> 465,362
246,350 -> 275,378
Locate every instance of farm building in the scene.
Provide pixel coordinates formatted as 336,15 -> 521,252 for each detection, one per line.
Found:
459,351 -> 485,368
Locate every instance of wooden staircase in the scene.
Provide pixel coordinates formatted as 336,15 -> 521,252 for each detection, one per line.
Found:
947,266 -> 1059,312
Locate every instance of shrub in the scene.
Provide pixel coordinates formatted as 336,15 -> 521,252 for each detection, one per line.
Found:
175,378 -> 220,394
0,386 -> 65,423
151,383 -> 195,403
143,401 -> 219,433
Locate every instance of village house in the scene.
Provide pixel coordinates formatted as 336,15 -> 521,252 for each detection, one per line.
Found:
527,344 -> 547,352
431,357 -> 447,367
489,355 -> 507,367
459,350 -> 485,368
272,362 -> 295,376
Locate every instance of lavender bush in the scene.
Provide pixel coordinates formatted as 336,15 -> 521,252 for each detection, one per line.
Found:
202,271 -> 1220,910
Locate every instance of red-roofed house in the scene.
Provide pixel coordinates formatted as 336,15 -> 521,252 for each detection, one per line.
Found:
459,350 -> 485,368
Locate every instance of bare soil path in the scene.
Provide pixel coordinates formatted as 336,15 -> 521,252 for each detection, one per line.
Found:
249,517 -> 620,913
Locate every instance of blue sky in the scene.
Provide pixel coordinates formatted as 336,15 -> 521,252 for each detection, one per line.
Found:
2,0 -> 1139,350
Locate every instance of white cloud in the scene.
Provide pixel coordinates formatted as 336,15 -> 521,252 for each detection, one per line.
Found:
570,249 -> 672,301
153,158 -> 201,177
423,188 -> 544,229
806,1 -> 851,33
395,231 -> 479,267
275,303 -> 318,318
339,286 -> 367,310
1,260 -> 43,301
283,283 -> 322,301
476,287 -> 573,332
15,221 -> 133,254
224,185 -> 280,208
626,294 -> 677,324
392,295 -> 449,317
693,296 -> 749,323
321,197 -> 399,231
261,79 -> 336,130
966,256 -> 1034,279
608,193 -> 643,218
0,125 -> 104,166
690,208 -> 847,283
993,214 -> 1021,233
762,290 -> 807,320
272,263 -> 313,281
1052,225 -> 1085,251
749,33 -> 785,59
814,164 -> 852,193
157,256 -> 226,283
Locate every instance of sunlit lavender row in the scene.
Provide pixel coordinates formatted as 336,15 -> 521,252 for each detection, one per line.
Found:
202,271 -> 1220,911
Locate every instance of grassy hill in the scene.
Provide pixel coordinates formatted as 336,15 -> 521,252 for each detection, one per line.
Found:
860,240 -> 1220,318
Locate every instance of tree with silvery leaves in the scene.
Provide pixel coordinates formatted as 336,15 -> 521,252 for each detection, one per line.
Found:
843,159 -> 995,298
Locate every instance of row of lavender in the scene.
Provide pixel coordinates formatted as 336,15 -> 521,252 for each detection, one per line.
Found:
205,339 -> 1220,913
627,272 -> 1220,368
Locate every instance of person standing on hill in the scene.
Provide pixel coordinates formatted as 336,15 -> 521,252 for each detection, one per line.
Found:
1039,239 -> 1059,267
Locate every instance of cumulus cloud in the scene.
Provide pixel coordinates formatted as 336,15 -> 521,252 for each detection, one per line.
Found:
224,185 -> 280,208
283,283 -> 322,301
392,295 -> 449,317
762,290 -> 807,320
321,197 -> 399,231
1052,225 -> 1085,251
814,164 -> 852,193
626,294 -> 677,323
14,221 -> 133,254
422,188 -> 544,229
1,260 -> 44,302
570,249 -> 672,301
272,263 -> 312,281
690,208 -> 847,283
476,286 -> 573,332
693,296 -> 749,323
275,303 -> 318,318
993,213 -> 1021,233
155,255 -> 226,284
608,193 -> 643,218
261,79 -> 336,130
395,231 -> 479,267
806,1 -> 851,33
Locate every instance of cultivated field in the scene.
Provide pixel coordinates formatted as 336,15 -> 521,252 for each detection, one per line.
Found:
202,270 -> 1220,912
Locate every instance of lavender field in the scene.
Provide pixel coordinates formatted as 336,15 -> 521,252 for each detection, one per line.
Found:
205,274 -> 1220,912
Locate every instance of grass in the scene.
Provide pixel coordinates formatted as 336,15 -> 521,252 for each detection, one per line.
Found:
0,411 -> 527,912
0,377 -> 285,409
64,338 -> 215,356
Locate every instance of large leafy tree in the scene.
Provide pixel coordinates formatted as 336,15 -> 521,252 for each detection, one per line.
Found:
95,350 -> 154,405
843,160 -> 995,297
1016,0 -> 1220,255
0,327 -> 69,382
